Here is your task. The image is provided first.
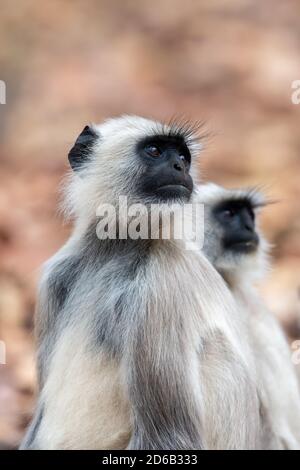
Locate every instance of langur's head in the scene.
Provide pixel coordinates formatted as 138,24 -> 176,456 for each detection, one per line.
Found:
196,184 -> 270,283
64,115 -> 202,232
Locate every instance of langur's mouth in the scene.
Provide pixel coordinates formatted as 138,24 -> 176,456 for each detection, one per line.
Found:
155,184 -> 192,199
224,231 -> 259,254
228,239 -> 259,254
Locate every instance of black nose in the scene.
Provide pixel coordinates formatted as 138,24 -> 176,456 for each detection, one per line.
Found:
174,162 -> 183,172
243,210 -> 255,232
173,155 -> 185,172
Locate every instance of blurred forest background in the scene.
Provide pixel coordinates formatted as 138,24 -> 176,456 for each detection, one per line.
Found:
0,0 -> 300,449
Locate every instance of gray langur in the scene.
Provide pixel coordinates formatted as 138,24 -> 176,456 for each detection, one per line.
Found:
21,116 -> 260,450
197,183 -> 300,449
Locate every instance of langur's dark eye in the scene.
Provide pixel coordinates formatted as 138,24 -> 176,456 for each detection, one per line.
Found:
223,208 -> 236,218
179,155 -> 189,169
145,145 -> 161,158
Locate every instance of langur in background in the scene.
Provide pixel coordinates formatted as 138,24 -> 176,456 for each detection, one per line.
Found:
197,183 -> 300,449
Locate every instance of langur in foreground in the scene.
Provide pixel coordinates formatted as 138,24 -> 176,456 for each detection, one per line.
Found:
21,116 -> 260,450
197,183 -> 300,449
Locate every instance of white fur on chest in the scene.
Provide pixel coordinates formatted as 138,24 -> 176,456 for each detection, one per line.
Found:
37,324 -> 131,450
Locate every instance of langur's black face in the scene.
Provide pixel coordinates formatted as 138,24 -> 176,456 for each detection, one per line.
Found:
136,135 -> 193,202
214,199 -> 259,254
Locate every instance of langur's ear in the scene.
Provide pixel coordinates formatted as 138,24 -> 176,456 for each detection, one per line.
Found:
68,125 -> 98,171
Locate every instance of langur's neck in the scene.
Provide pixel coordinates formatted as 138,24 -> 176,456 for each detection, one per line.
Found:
80,222 -> 175,262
